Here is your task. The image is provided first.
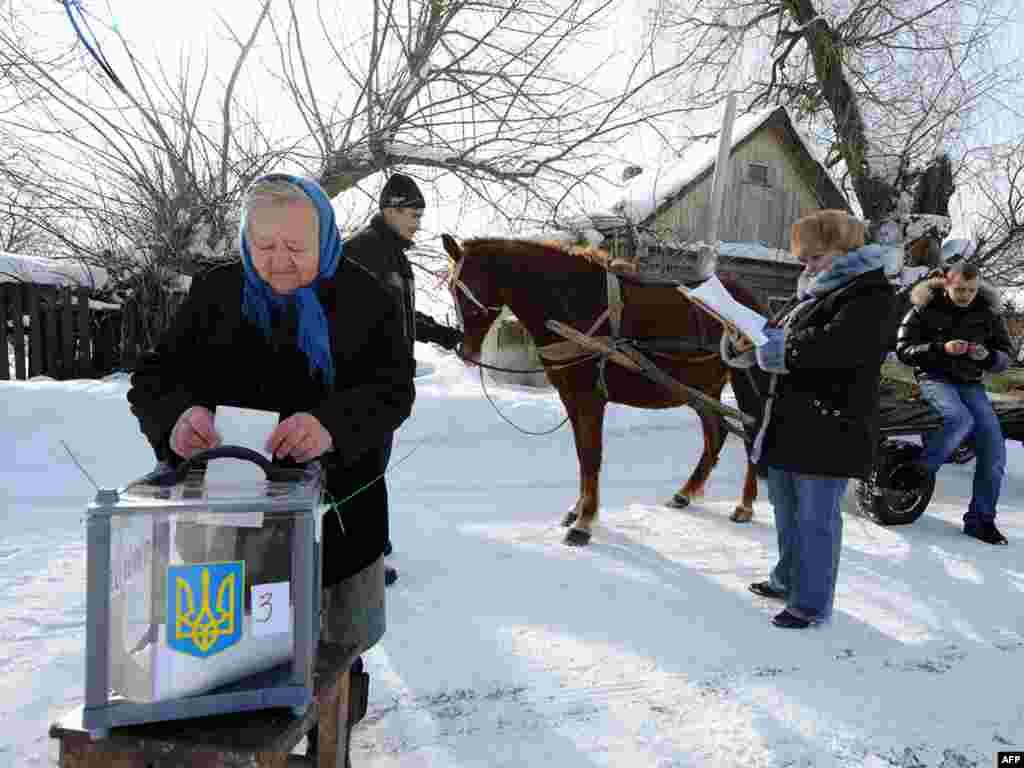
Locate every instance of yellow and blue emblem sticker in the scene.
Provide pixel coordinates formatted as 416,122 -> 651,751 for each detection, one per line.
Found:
167,561 -> 244,657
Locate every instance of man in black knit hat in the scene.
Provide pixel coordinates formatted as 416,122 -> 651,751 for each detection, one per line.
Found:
344,172 -> 426,586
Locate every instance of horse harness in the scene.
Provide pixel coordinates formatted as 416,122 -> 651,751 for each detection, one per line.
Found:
535,271 -> 720,397
447,256 -> 751,437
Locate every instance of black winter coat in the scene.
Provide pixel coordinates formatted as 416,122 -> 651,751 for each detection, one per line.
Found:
896,277 -> 1013,384
344,214 -> 417,353
126,261 -> 416,586
751,268 -> 895,480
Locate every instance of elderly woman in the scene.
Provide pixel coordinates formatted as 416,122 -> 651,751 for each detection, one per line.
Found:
127,174 -> 415,654
723,210 -> 895,629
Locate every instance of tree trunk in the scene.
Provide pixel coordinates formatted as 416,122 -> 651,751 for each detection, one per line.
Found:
787,0 -> 899,226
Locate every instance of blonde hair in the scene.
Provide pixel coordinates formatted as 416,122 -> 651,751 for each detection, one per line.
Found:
791,209 -> 865,260
243,178 -> 319,239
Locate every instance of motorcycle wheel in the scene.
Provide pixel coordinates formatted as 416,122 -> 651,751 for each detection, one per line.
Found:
853,440 -> 936,525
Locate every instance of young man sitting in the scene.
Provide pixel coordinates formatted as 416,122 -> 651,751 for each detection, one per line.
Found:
895,260 -> 1013,545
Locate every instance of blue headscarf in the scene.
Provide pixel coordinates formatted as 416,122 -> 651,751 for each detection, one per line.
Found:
240,174 -> 342,388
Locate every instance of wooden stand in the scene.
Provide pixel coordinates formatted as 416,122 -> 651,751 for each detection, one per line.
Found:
50,643 -> 358,768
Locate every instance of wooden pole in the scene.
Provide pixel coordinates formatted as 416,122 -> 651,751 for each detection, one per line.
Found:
62,287 -> 75,379
0,286 -> 8,380
10,285 -> 25,380
544,319 -> 754,435
28,285 -> 42,377
696,93 -> 738,279
45,286 -> 59,378
78,290 -> 92,378
613,343 -> 753,437
544,320 -> 642,371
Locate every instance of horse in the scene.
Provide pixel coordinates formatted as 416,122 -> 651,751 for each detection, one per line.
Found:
440,234 -> 766,546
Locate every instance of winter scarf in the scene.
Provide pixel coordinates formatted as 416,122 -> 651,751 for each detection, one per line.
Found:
796,244 -> 887,300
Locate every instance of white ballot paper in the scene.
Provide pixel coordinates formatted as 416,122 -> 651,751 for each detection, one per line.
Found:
204,406 -> 280,492
679,274 -> 770,347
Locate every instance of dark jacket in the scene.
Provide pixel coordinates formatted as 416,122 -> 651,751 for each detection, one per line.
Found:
742,268 -> 895,480
344,214 -> 416,353
126,261 -> 416,585
896,277 -> 1013,384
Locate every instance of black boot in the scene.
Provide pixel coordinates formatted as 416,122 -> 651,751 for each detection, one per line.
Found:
349,656 -> 369,726
964,522 -> 1008,545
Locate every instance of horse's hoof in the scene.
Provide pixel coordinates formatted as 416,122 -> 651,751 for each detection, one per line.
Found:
561,511 -> 578,527
563,528 -> 591,546
667,494 -> 690,509
730,507 -> 753,523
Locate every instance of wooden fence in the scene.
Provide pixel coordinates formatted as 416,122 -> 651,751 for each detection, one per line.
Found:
0,283 -> 164,381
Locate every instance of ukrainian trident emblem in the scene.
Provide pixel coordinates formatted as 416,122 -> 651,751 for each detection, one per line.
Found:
167,561 -> 244,657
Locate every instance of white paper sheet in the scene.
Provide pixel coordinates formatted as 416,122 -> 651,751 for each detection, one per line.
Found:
214,406 -> 279,457
680,274 -> 770,346
204,406 -> 280,488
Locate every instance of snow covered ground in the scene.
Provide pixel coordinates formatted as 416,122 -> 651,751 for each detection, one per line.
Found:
2,342 -> 1023,767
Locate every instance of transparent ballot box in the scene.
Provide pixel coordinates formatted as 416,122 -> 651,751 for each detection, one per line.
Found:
82,447 -> 322,736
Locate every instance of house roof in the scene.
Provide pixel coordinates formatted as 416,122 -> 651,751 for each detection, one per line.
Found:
0,251 -> 108,290
0,251 -> 194,294
612,105 -> 848,224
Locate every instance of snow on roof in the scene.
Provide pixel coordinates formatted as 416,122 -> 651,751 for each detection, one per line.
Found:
611,105 -> 828,224
0,252 -> 108,290
719,241 -> 800,264
654,237 -> 801,265
0,252 -> 194,293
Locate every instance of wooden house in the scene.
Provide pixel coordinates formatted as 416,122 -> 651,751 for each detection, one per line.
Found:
594,104 -> 849,311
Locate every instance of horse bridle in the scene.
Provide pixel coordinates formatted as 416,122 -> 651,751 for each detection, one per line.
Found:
445,256 -> 599,375
446,256 -> 502,318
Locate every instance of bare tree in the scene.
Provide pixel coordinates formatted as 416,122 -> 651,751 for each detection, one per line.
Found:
0,1 -> 281,350
270,0 -> 699,229
649,0 -> 1023,230
0,171 -> 56,253
960,138 -> 1024,286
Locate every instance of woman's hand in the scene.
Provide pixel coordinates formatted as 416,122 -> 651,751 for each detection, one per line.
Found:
170,406 -> 223,459
267,412 -> 333,463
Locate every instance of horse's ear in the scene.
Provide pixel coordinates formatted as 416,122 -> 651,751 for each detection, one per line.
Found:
441,233 -> 462,261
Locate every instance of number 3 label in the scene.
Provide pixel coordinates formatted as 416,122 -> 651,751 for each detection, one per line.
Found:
251,582 -> 290,637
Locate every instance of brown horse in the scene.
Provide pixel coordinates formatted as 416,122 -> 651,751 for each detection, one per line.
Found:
441,234 -> 766,546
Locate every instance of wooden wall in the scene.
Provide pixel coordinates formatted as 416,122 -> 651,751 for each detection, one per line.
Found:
1,284 -> 105,380
650,129 -> 830,251
0,283 -> 144,380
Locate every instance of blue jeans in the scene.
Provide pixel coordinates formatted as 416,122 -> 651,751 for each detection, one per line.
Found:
918,379 -> 1005,525
764,468 -> 848,621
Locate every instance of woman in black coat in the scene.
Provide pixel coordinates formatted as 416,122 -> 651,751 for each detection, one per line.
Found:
127,173 -> 415,623
723,210 -> 895,629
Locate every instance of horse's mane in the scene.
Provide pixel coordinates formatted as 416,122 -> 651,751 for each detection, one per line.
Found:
460,237 -> 768,315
